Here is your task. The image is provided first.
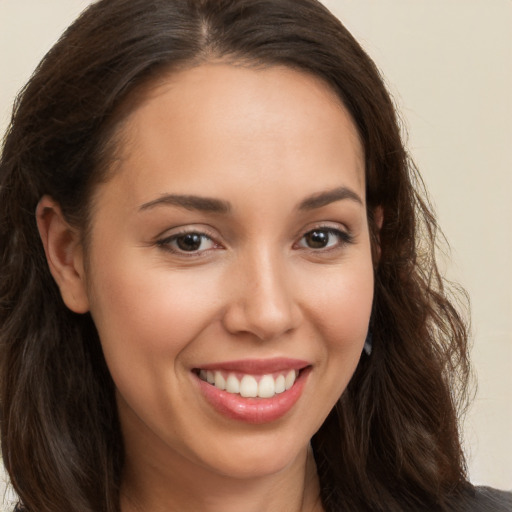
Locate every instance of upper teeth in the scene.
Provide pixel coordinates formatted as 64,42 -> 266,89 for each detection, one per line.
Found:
199,370 -> 298,398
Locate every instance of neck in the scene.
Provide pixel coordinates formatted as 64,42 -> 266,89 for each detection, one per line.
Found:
120,444 -> 322,512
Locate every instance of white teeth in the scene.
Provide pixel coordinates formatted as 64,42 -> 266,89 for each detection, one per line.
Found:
225,373 -> 240,394
275,374 -> 286,394
240,375 -> 258,397
214,371 -> 226,390
285,370 -> 296,390
258,374 -> 276,398
199,369 -> 300,398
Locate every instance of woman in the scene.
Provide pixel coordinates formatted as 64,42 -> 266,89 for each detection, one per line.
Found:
0,0 -> 510,511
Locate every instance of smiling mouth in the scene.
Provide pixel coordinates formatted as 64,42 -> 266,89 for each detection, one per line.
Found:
193,361 -> 311,423
194,368 -> 304,399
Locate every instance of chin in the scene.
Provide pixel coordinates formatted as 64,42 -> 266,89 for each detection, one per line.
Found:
212,451 -> 304,480
192,430 -> 311,480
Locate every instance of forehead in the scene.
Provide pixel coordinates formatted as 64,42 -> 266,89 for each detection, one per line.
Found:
99,63 -> 365,210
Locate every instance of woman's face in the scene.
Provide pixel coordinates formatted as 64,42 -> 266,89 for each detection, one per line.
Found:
83,64 -> 374,479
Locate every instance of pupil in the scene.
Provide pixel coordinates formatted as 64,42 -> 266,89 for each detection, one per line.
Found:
307,230 -> 328,248
177,233 -> 202,251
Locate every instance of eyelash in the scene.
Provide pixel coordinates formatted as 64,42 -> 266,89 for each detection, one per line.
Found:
156,226 -> 353,256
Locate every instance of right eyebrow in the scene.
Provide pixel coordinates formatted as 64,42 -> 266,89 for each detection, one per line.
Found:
138,194 -> 231,214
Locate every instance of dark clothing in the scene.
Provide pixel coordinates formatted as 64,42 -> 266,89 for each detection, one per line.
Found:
466,487 -> 512,511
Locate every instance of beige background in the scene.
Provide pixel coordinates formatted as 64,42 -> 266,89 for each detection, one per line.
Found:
1,0 -> 510,506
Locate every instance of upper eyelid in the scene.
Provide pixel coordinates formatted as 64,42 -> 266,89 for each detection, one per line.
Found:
159,231 -> 214,243
294,220 -> 351,239
296,226 -> 353,245
155,224 -> 218,241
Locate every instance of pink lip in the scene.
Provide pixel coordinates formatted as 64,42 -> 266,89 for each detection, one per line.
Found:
194,362 -> 311,424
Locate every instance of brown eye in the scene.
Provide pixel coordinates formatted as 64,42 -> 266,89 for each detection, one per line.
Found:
304,230 -> 330,249
176,233 -> 204,251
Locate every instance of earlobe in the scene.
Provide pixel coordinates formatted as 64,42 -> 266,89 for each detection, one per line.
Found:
36,196 -> 90,314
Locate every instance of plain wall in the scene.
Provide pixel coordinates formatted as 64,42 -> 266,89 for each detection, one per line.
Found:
1,1 -> 511,506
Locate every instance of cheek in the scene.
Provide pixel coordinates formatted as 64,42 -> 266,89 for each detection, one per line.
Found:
307,259 -> 374,341
303,258 -> 374,391
86,251 -> 224,379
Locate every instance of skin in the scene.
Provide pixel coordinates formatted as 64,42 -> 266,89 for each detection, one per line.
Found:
37,63 -> 376,512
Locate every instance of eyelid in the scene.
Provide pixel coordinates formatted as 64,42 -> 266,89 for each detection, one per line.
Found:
154,223 -> 218,240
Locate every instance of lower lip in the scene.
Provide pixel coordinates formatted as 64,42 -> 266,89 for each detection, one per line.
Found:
195,368 -> 310,424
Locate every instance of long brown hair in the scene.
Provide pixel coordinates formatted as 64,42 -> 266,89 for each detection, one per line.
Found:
0,1 -> 471,510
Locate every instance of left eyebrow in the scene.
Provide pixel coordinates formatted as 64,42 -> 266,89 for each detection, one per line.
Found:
298,186 -> 363,210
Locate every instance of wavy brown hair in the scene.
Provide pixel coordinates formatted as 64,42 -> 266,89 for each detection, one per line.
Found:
0,0 -> 472,511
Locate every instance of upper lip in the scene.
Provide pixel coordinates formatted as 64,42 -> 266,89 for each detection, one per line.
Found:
194,357 -> 311,374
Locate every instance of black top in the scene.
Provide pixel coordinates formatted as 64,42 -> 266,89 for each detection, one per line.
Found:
466,487 -> 512,511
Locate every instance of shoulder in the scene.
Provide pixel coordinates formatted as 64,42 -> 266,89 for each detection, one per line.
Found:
459,486 -> 512,511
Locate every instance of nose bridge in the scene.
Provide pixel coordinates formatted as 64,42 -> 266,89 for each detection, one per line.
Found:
223,244 -> 301,340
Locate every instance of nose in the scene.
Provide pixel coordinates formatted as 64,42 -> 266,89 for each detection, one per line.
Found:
221,249 -> 303,341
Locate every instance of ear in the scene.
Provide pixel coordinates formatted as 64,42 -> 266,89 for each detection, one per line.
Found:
36,196 -> 90,314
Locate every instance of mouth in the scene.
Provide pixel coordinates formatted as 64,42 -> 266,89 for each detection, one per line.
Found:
192,359 -> 311,423
194,368 -> 301,399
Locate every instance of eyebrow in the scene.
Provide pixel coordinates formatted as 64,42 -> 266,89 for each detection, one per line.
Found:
298,186 -> 363,210
139,194 -> 231,213
138,186 -> 362,214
